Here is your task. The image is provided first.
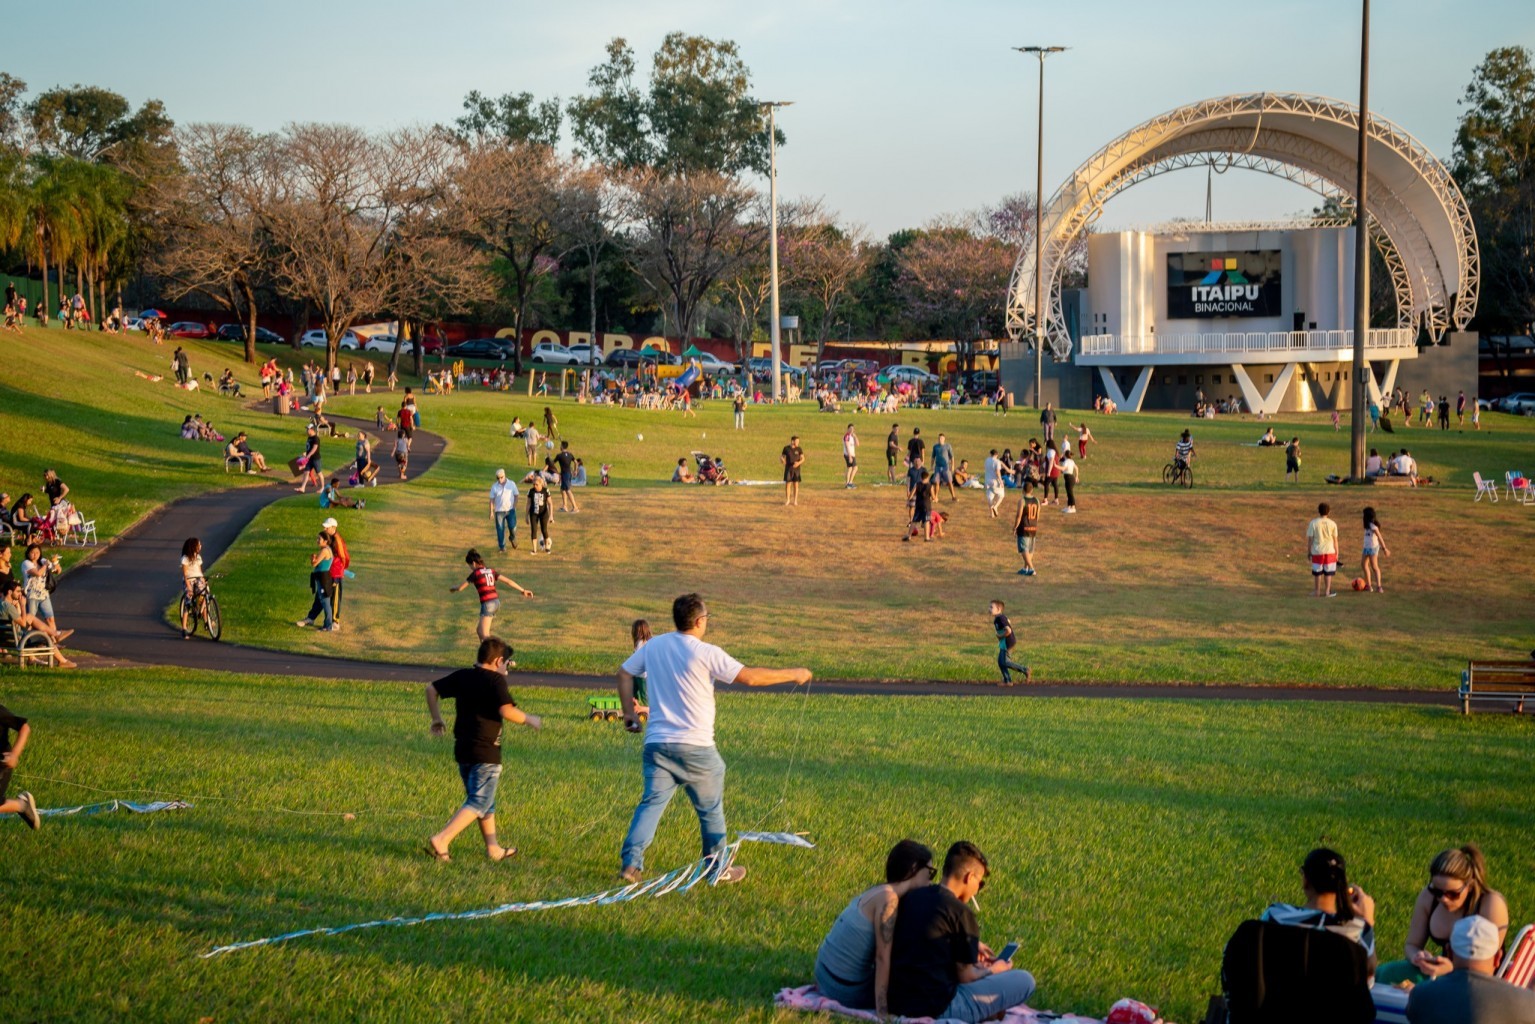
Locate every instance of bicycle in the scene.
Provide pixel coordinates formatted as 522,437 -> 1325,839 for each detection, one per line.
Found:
179,574 -> 223,641
1162,460 -> 1194,488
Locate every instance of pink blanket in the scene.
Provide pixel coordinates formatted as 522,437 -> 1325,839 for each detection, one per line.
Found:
774,985 -> 1107,1023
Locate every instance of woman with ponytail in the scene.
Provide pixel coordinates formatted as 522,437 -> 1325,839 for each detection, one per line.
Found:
1262,847 -> 1378,966
1377,844 -> 1509,985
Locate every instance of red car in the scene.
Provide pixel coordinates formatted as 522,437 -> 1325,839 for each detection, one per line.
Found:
167,321 -> 213,339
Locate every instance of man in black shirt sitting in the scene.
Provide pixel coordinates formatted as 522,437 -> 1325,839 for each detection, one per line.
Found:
888,841 -> 1035,1022
423,636 -> 542,863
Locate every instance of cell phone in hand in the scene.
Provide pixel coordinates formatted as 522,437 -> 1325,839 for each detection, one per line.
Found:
993,941 -> 1019,964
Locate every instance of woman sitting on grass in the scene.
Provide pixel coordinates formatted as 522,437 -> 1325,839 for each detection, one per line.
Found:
672,458 -> 695,483
1377,844 -> 1508,985
814,839 -> 935,1015
1261,847 -> 1377,966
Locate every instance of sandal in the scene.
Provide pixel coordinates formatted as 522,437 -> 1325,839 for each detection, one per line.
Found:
489,845 -> 518,862
424,841 -> 450,862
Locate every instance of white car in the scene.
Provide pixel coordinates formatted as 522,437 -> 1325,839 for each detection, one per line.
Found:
694,352 -> 738,374
565,342 -> 604,364
299,329 -> 361,350
531,341 -> 578,365
362,334 -> 414,354
122,316 -> 146,332
886,364 -> 938,384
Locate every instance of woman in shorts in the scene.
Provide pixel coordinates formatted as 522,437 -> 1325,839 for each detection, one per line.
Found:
1360,507 -> 1390,593
450,549 -> 532,641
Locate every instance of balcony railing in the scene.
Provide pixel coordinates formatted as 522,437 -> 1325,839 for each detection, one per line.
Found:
1078,328 -> 1417,358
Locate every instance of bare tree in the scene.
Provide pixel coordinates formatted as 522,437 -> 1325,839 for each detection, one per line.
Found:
621,167 -> 758,343
896,214 -> 1014,373
783,214 -> 870,363
448,142 -> 569,374
559,161 -> 625,366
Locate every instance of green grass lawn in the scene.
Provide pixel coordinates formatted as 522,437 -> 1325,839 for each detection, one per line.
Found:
208,384 -> 1535,687
4,668 -> 1533,1023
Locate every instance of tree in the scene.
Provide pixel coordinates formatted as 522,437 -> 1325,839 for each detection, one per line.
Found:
0,73 -> 27,151
711,203 -> 773,367
622,167 -> 760,342
448,142 -> 570,374
896,215 -> 1014,372
559,163 -> 625,366
26,86 -> 171,162
782,216 -> 871,362
1453,46 -> 1535,334
453,90 -> 562,146
568,33 -> 782,176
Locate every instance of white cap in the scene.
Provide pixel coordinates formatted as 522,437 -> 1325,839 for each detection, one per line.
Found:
1451,915 -> 1500,961
321,517 -> 338,529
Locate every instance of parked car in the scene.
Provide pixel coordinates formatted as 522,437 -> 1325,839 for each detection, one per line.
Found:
299,328 -> 361,350
167,322 -> 213,339
693,351 -> 737,374
217,324 -> 285,345
885,364 -> 939,385
1496,392 -> 1535,414
444,338 -> 513,360
122,316 -> 146,332
530,341 -> 578,365
565,342 -> 604,364
605,348 -> 645,367
362,334 -> 414,354
746,356 -> 805,382
961,370 -> 1000,394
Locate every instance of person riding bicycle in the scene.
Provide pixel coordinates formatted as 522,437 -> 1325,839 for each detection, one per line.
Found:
1173,429 -> 1196,471
180,537 -> 207,640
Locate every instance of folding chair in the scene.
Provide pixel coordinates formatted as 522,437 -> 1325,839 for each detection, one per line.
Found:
1473,472 -> 1500,502
74,518 -> 97,547
1498,924 -> 1535,988
1506,471 -> 1532,503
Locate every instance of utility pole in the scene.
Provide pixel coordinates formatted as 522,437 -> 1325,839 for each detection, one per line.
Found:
1349,0 -> 1370,480
1016,46 -> 1067,409
763,101 -> 793,401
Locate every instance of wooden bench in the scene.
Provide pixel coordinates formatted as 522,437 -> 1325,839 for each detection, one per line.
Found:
1460,659 -> 1535,714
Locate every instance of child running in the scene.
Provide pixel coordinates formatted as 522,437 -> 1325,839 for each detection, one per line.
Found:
989,600 -> 1031,686
0,702 -> 41,829
450,550 -> 533,640
1361,506 -> 1391,593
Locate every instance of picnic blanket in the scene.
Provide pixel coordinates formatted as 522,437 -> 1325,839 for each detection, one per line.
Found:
774,986 -> 1113,1024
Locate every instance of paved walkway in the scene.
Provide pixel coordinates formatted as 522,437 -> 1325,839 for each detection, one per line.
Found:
50,408 -> 1451,707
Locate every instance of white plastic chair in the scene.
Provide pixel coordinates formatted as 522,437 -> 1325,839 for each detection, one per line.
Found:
1474,472 -> 1500,502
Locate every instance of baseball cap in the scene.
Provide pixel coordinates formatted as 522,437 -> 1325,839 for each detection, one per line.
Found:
321,517 -> 338,529
1451,915 -> 1500,960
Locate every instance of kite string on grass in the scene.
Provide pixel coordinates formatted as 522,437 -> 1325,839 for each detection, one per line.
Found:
744,676 -> 813,836
16,773 -> 433,820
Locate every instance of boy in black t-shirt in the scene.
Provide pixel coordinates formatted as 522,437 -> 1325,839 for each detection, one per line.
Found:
423,637 -> 542,862
905,469 -> 934,541
0,703 -> 41,829
989,600 -> 1030,685
888,841 -> 1034,1022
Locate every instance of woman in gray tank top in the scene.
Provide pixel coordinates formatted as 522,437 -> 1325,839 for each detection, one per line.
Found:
814,839 -> 935,1013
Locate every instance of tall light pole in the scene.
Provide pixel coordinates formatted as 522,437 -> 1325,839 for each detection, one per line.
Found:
763,100 -> 793,401
1016,45 -> 1067,410
1349,1 -> 1370,480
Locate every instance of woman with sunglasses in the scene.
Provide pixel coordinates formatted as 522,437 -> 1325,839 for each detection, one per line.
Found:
1377,844 -> 1509,985
813,839 -> 935,1015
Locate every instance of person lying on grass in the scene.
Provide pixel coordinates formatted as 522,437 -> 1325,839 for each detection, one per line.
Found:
814,839 -> 936,1015
424,636 -> 541,863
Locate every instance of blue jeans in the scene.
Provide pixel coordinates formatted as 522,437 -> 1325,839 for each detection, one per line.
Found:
493,509 -> 516,549
942,969 -> 1036,1023
998,647 -> 1029,683
621,743 -> 727,871
458,762 -> 502,817
306,572 -> 334,628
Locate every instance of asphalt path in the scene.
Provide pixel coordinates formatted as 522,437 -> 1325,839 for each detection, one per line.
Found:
50,405 -> 1453,707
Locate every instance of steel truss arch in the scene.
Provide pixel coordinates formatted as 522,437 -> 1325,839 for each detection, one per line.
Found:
1007,93 -> 1478,360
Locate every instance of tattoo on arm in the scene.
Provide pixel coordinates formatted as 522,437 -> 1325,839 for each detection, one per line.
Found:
878,899 -> 898,944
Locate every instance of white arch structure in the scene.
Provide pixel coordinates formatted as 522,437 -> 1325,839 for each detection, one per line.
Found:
1006,93 -> 1479,361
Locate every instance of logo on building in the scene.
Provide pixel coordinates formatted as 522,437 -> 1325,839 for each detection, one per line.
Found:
1167,251 -> 1281,319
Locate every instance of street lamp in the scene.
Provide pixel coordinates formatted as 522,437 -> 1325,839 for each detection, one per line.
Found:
1349,1 -> 1370,480
1015,45 -> 1067,409
762,100 -> 794,401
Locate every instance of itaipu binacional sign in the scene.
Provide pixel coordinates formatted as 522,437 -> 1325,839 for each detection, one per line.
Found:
1166,250 -> 1282,319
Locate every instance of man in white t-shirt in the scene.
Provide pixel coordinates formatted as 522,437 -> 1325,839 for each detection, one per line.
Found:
616,592 -> 811,884
983,448 -> 1005,518
842,423 -> 859,489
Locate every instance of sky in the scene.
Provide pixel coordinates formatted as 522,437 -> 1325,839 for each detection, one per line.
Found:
6,0 -> 1532,237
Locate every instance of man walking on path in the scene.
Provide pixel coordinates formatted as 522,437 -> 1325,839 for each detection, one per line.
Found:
1307,502 -> 1340,598
1013,481 -> 1040,575
842,424 -> 859,488
782,434 -> 804,506
989,600 -> 1031,685
556,441 -> 579,513
615,592 -> 811,883
424,637 -> 541,862
983,449 -> 1005,518
931,433 -> 957,501
489,469 -> 518,552
1040,402 -> 1057,446
886,423 -> 900,483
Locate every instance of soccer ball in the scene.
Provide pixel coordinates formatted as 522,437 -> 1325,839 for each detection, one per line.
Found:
545,440 -> 554,450
1351,577 -> 1368,591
